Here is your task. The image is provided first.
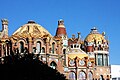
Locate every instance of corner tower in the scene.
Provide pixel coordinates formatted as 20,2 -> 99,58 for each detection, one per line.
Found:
84,27 -> 110,79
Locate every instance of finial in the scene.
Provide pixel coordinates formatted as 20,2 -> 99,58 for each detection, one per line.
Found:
58,19 -> 64,25
90,27 -> 99,34
72,34 -> 75,39
91,27 -> 97,30
102,32 -> 105,36
1,19 -> 8,25
28,20 -> 35,24
77,32 -> 81,39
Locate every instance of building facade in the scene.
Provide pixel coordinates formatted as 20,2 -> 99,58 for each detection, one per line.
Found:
0,19 -> 110,80
111,65 -> 120,80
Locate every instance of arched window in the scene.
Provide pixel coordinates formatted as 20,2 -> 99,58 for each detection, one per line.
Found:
42,47 -> 45,53
63,49 -> 66,54
88,71 -> 93,80
69,72 -> 75,80
19,41 -> 24,53
36,41 -> 41,53
52,43 -> 55,54
78,71 -> 86,80
50,61 -> 57,69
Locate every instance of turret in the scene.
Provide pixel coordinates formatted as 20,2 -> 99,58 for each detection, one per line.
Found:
1,19 -> 8,38
55,19 -> 67,37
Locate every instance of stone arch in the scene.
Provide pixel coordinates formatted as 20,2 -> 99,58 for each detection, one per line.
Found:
34,38 -> 44,46
17,39 -> 26,44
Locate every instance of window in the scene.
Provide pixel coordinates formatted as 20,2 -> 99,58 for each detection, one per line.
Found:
36,41 -> 41,53
112,78 -> 117,80
104,54 -> 108,66
52,43 -> 55,54
74,44 -> 76,48
69,72 -> 75,80
19,41 -> 24,53
97,54 -> 103,66
69,59 -> 75,66
88,72 -> 93,80
78,71 -> 86,80
63,49 -> 66,54
77,45 -> 79,48
42,47 -> 45,53
71,45 -> 73,48
33,47 -> 36,53
50,61 -> 57,69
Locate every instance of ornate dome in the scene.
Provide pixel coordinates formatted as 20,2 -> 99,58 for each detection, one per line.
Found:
85,27 -> 106,44
11,20 -> 52,39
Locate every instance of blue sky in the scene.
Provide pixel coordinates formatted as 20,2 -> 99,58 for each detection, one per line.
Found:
0,0 -> 120,65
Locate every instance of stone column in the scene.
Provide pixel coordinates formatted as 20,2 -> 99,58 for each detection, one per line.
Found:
107,54 -> 109,66
57,41 -> 61,54
9,46 -> 10,55
96,53 -> 98,66
1,44 -> 4,57
46,37 -> 49,54
86,58 -> 89,80
29,37 -> 32,54
5,45 -> 8,56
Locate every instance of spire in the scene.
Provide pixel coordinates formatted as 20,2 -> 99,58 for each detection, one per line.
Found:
55,19 -> 67,37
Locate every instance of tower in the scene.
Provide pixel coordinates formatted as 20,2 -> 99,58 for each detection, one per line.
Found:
1,19 -> 8,38
55,19 -> 67,37
84,27 -> 110,79
55,19 -> 68,51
